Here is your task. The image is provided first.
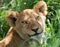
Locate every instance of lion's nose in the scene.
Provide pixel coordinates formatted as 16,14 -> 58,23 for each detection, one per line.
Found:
31,28 -> 38,32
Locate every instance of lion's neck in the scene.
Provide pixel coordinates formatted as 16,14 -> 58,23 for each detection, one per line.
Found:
0,27 -> 28,47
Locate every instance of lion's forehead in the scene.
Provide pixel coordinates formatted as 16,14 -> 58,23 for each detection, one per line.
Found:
23,9 -> 38,17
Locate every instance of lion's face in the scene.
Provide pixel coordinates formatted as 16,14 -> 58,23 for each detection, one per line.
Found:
6,1 -> 47,42
15,9 -> 45,39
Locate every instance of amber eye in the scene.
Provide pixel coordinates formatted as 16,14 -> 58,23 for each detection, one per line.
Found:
21,21 -> 29,24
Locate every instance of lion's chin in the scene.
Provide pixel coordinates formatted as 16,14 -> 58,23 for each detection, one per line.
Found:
30,32 -> 44,44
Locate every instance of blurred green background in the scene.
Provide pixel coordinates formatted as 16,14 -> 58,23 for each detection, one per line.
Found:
0,0 -> 60,47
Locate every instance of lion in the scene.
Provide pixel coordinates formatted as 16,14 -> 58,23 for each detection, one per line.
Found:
0,1 -> 47,47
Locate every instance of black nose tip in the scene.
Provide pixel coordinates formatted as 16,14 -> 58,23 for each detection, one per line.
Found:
31,28 -> 38,32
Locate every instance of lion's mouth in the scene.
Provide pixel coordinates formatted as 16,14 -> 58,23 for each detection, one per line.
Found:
30,31 -> 43,36
29,28 -> 43,37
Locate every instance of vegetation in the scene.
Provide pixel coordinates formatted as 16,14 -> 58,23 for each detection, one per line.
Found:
0,0 -> 60,47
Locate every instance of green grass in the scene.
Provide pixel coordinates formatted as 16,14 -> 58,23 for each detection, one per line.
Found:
0,0 -> 60,47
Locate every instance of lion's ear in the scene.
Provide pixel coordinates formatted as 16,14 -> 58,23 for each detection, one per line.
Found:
6,11 -> 19,27
33,1 -> 47,16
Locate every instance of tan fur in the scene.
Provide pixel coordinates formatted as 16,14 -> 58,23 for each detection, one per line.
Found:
0,27 -> 28,47
0,1 -> 47,47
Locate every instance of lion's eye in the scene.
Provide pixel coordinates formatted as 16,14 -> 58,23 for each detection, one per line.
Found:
21,21 -> 29,24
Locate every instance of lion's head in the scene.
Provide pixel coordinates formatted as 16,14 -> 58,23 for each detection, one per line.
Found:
6,1 -> 47,43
